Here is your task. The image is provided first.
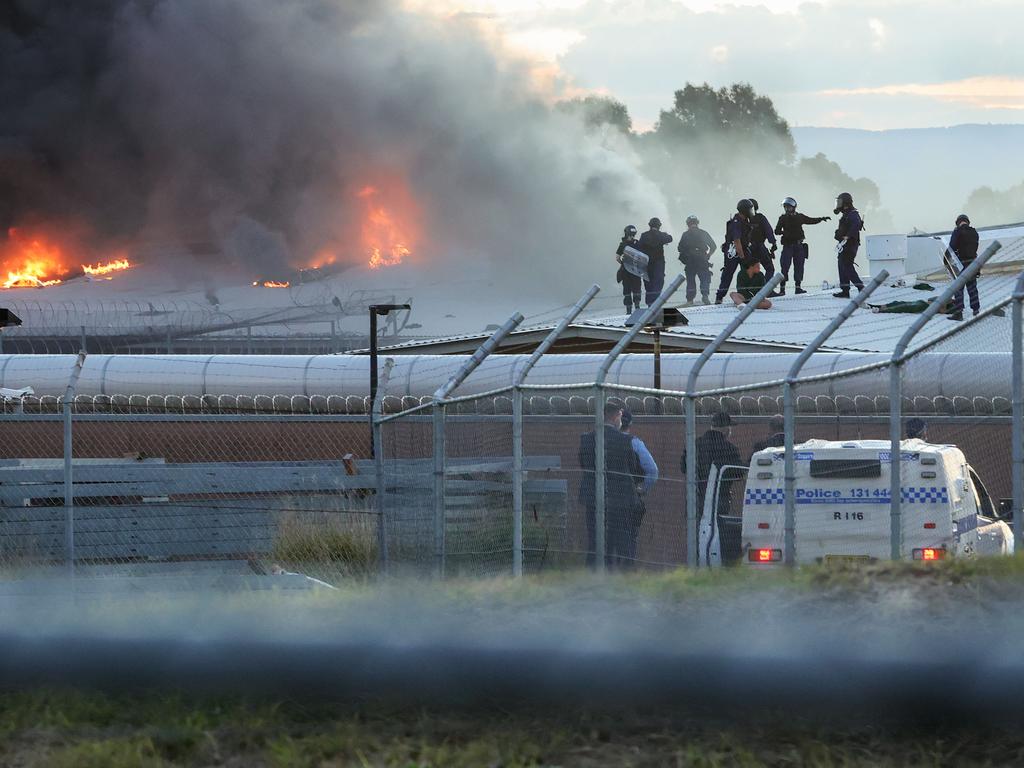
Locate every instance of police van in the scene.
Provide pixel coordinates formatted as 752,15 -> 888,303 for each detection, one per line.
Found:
698,439 -> 1013,567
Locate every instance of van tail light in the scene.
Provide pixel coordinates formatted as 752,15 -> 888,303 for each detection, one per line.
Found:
749,548 -> 783,563
923,522 -> 936,529
912,547 -> 946,561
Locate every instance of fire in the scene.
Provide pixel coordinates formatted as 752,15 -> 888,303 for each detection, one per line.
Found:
2,229 -> 69,288
83,258 -> 132,276
2,228 -> 134,288
356,184 -> 417,270
252,280 -> 290,288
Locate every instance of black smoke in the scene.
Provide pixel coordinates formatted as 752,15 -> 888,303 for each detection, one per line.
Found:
0,0 -> 664,286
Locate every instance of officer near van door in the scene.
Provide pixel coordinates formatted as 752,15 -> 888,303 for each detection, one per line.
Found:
638,217 -> 674,306
748,198 -> 778,284
947,214 -> 980,321
774,197 -> 831,295
676,215 -> 717,305
714,200 -> 755,304
832,192 -> 865,298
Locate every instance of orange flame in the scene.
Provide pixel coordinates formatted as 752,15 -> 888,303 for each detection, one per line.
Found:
83,258 -> 132,276
357,184 -> 417,269
2,228 -> 135,288
252,280 -> 290,288
2,229 -> 70,288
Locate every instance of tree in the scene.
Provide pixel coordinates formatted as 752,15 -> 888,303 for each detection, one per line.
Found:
654,83 -> 795,162
556,95 -> 632,134
963,181 -> 1024,226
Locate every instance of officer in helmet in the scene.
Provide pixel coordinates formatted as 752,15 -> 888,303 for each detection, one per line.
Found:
832,191 -> 865,298
714,200 -> 754,304
947,213 -> 981,321
676,214 -> 717,305
747,198 -> 778,286
774,197 -> 831,295
615,224 -> 642,315
638,217 -> 673,306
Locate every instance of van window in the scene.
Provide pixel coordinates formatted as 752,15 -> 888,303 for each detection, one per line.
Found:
809,459 -> 882,479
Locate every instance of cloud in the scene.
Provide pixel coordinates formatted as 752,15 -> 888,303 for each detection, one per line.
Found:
822,76 -> 1024,110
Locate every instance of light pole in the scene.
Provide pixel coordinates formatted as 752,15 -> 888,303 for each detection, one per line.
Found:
369,304 -> 410,457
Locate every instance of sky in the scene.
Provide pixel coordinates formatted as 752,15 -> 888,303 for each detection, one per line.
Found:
410,0 -> 1024,130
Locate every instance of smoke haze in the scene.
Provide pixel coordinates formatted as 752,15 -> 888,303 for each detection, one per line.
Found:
0,0 -> 666,291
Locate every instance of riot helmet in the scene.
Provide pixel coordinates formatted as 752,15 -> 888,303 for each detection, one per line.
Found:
736,199 -> 754,217
782,196 -> 797,211
834,192 -> 853,215
685,215 -> 699,226
955,214 -> 971,227
648,217 -> 662,229
749,198 -> 759,212
624,224 -> 637,238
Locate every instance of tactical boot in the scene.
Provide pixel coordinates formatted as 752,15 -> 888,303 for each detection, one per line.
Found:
832,290 -> 850,299
777,283 -> 786,296
795,284 -> 807,295
714,297 -> 723,305
701,295 -> 710,305
947,312 -> 963,321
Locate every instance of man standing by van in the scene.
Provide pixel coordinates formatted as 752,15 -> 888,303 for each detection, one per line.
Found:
681,412 -> 743,521
579,401 -> 644,568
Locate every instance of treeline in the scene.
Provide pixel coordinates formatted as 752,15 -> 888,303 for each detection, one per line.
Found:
558,84 -> 893,232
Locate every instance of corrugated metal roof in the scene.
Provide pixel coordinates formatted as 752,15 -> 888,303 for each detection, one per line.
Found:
578,269 -> 1018,354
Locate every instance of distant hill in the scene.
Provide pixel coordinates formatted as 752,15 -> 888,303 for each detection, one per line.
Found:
792,124 -> 1024,232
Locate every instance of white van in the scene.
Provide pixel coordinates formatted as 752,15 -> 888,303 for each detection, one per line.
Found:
698,439 -> 1013,567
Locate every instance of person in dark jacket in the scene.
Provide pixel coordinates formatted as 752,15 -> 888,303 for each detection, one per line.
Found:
715,200 -> 755,304
947,214 -> 981,321
774,197 -> 831,295
579,401 -> 644,568
677,214 -> 717,305
751,415 -> 785,456
832,191 -> 865,298
680,411 -> 743,523
638,217 -> 673,306
747,198 -> 778,283
615,224 -> 642,315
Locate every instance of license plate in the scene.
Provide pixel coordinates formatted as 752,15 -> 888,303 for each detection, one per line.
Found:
824,555 -> 871,564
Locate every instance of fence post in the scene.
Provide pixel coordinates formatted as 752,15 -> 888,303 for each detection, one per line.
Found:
432,312 -> 524,578
594,274 -> 685,571
513,285 -> 600,577
783,272 -> 888,566
63,351 -> 86,581
685,273 -> 782,567
1013,271 -> 1024,553
372,357 -> 395,576
889,241 -> 1000,560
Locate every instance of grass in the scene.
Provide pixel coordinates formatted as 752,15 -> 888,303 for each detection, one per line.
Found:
4,689 -> 1024,767
10,558 -> 1024,765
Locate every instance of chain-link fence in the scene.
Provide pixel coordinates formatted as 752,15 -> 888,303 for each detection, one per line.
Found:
2,266 -> 1022,582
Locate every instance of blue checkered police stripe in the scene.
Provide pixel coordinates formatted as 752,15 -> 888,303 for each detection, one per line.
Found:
744,488 -> 785,505
901,487 -> 949,504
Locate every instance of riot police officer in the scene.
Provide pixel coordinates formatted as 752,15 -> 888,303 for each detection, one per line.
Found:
774,197 -> 831,295
832,192 -> 865,298
947,214 -> 980,321
615,224 -> 642,315
748,198 -> 777,283
714,200 -> 754,304
677,215 -> 717,305
638,217 -> 674,306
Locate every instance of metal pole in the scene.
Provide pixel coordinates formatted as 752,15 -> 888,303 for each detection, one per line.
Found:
433,401 -> 446,578
889,240 -> 1001,560
783,271 -> 888,566
369,310 -> 378,457
1012,271 -> 1024,552
372,357 -> 395,575
653,327 -> 662,390
685,273 -> 782,566
80,326 -> 87,354
431,312 -> 524,579
513,285 -> 600,577
63,351 -> 86,582
594,273 -> 685,571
